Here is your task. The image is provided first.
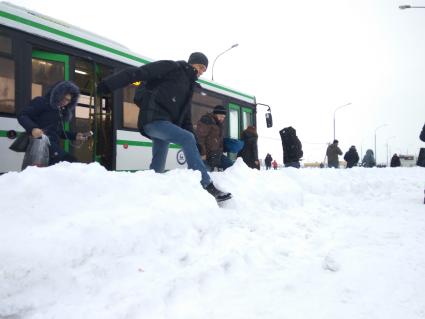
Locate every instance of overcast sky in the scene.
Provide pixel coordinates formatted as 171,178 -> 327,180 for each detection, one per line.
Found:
9,0 -> 425,164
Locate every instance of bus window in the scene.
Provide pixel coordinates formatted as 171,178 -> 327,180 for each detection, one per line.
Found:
0,34 -> 12,54
123,84 -> 139,129
0,56 -> 15,114
191,90 -> 223,130
32,57 -> 65,97
228,104 -> 240,139
242,107 -> 253,130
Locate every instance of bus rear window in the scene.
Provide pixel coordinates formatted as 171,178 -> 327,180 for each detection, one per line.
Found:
0,56 -> 15,114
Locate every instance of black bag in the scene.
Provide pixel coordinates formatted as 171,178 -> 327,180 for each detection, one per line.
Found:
279,127 -> 303,161
9,132 -> 30,152
417,148 -> 425,167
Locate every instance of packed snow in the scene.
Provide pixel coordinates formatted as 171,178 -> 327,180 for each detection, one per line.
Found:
0,160 -> 424,319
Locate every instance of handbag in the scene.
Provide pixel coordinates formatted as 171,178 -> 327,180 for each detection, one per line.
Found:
9,132 -> 30,152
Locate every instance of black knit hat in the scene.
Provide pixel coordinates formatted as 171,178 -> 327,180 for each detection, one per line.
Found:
188,52 -> 208,68
213,105 -> 227,115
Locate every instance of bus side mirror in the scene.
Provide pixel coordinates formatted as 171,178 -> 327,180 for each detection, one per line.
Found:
265,112 -> 273,128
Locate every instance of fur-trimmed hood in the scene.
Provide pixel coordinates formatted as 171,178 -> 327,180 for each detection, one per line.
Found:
45,81 -> 80,121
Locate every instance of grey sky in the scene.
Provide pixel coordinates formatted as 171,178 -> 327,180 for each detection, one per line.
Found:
9,0 -> 425,164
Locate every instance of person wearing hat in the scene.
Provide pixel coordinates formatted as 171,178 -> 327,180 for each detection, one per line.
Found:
196,105 -> 233,171
97,52 -> 231,202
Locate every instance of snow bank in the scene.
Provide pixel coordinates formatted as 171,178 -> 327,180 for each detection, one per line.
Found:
0,160 -> 424,319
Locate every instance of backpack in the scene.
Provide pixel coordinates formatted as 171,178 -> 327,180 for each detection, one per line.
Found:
279,126 -> 303,162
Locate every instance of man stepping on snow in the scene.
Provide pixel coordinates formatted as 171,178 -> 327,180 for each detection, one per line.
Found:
97,52 -> 231,202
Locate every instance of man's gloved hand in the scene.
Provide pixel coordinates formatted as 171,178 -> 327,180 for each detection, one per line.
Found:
97,81 -> 111,95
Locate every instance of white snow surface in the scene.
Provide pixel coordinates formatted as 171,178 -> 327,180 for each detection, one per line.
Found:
1,159 -> 424,319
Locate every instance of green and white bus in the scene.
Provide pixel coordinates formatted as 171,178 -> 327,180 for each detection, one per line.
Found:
0,2 -> 267,173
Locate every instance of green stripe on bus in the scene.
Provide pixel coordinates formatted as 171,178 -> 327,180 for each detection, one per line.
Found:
0,130 -> 8,137
198,79 -> 255,100
0,11 -> 150,65
117,139 -> 181,149
0,10 -> 255,102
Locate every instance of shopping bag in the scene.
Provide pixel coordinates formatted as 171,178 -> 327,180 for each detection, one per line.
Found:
22,135 -> 50,169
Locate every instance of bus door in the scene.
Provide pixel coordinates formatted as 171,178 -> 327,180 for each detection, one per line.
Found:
32,51 -> 113,169
31,50 -> 71,152
228,103 -> 255,136
73,58 -> 113,170
227,103 -> 241,160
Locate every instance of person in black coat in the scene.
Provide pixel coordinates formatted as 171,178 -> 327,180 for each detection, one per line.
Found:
97,52 -> 231,201
390,154 -> 401,167
18,81 -> 86,165
264,153 -> 272,170
420,123 -> 425,142
280,126 -> 303,168
238,126 -> 259,170
343,145 -> 359,168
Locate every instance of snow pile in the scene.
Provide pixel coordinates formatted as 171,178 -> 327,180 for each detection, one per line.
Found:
0,160 -> 424,319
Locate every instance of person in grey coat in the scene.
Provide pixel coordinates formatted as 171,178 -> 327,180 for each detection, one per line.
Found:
326,139 -> 343,168
362,149 -> 376,168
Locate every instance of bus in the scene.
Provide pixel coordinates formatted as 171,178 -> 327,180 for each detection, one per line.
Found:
0,2 -> 270,173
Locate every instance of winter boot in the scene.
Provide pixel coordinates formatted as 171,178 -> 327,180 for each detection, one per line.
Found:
205,183 -> 232,202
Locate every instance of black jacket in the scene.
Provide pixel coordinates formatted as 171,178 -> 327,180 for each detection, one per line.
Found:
420,124 -> 425,142
265,154 -> 272,166
238,128 -> 259,169
344,147 -> 359,168
102,60 -> 197,135
18,81 -> 79,159
390,155 -> 401,167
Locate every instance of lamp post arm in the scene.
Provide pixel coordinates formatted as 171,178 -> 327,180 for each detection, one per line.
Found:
399,5 -> 425,9
211,44 -> 238,81
333,102 -> 351,141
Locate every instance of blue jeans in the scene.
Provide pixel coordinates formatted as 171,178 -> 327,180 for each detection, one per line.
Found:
143,120 -> 212,187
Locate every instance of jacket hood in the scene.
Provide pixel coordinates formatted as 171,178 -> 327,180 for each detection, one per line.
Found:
45,81 -> 80,121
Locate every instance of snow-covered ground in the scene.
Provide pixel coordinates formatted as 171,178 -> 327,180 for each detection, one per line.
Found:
1,160 -> 424,319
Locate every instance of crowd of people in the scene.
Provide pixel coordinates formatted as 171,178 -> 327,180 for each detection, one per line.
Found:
13,50 -> 425,202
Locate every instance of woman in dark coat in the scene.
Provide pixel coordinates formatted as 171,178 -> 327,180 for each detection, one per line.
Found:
238,126 -> 259,169
344,145 -> 359,168
18,81 -> 85,166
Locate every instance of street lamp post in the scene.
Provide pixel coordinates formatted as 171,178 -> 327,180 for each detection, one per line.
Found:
386,136 -> 396,167
211,44 -> 239,81
333,102 -> 352,141
374,124 -> 388,165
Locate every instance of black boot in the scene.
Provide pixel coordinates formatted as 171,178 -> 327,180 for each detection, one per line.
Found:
205,183 -> 232,202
